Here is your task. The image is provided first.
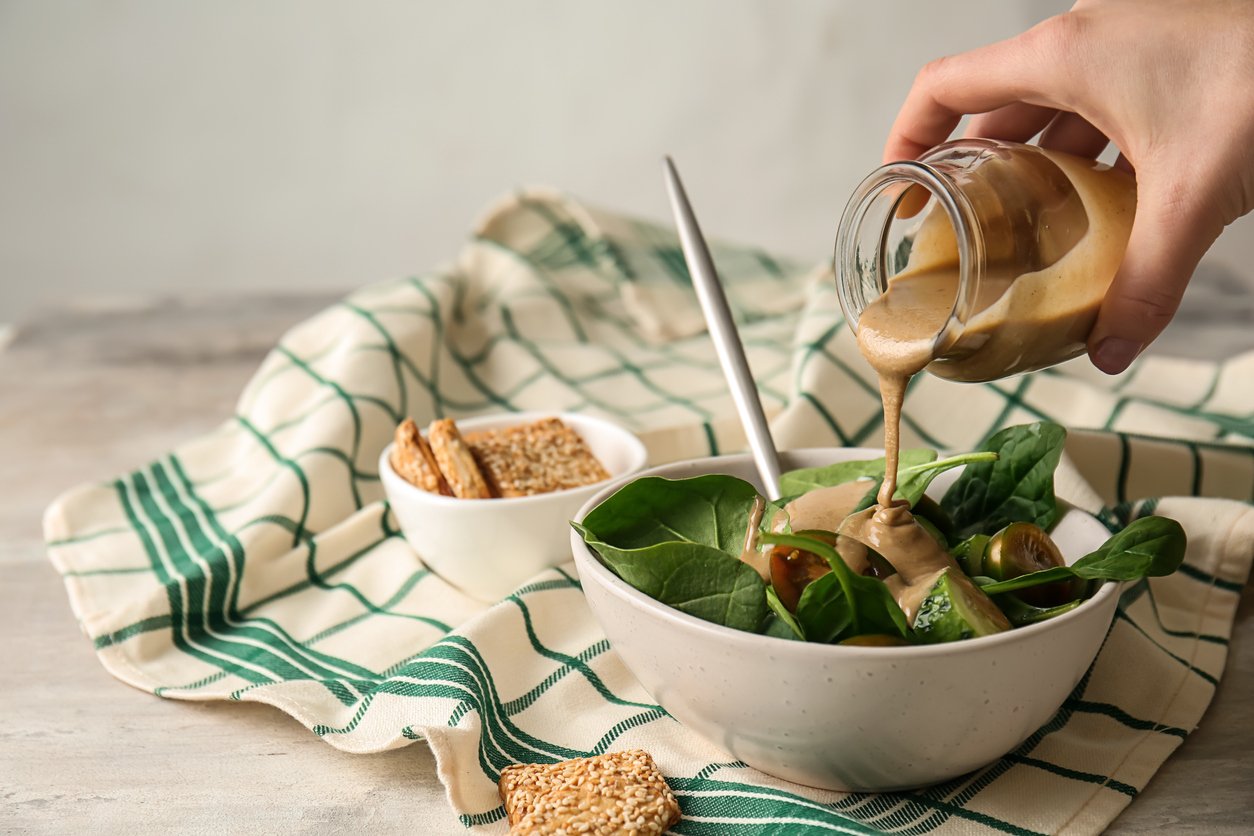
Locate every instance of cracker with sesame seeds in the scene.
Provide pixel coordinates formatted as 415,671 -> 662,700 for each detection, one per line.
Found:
466,417 -> 610,497
390,418 -> 452,496
498,750 -> 681,835
427,418 -> 494,499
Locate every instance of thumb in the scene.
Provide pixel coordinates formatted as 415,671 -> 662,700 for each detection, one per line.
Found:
1087,175 -> 1219,374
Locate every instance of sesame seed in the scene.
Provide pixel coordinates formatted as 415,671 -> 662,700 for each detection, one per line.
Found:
498,750 -> 681,835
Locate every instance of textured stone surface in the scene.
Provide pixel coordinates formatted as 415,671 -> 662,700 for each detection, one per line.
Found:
0,294 -> 460,835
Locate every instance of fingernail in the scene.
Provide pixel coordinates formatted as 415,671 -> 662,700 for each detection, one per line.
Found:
1091,338 -> 1143,375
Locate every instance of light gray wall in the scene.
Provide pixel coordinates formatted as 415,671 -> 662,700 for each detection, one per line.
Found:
2,0 -> 1249,322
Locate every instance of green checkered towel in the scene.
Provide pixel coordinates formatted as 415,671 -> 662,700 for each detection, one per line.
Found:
45,188 -> 1254,835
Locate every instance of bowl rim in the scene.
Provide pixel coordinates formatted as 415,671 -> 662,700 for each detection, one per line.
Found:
570,448 -> 1120,659
380,410 -> 649,508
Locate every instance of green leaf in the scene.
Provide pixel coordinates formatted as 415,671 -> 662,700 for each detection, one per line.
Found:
765,587 -> 805,640
989,592 -> 1084,627
1071,516 -> 1187,579
577,474 -> 759,554
841,452 -> 997,516
941,422 -> 1067,538
893,452 -> 999,507
779,449 -> 937,497
794,572 -> 852,644
762,611 -> 804,640
573,475 -> 773,633
574,524 -> 768,632
975,516 -> 1188,596
763,497 -> 792,534
975,567 -> 1074,596
761,532 -> 909,639
852,482 -> 880,514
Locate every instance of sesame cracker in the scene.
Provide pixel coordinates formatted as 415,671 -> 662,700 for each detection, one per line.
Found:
498,750 -> 680,835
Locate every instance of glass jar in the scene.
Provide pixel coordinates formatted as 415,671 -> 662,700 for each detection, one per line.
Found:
834,139 -> 1136,382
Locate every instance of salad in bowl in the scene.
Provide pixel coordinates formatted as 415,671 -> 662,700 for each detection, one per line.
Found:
569,422 -> 1186,790
574,421 -> 1184,648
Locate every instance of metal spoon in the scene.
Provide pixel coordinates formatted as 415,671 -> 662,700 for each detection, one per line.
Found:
662,156 -> 783,500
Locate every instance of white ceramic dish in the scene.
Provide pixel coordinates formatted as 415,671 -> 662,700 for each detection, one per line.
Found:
381,411 -> 647,602
570,448 -> 1119,792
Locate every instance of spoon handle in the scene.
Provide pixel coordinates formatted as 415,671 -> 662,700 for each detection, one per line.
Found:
663,157 -> 783,500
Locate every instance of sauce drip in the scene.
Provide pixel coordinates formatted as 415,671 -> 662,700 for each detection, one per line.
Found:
739,495 -> 769,580
850,149 -> 1134,621
839,504 -> 954,622
740,150 -> 1133,623
857,150 -> 1134,517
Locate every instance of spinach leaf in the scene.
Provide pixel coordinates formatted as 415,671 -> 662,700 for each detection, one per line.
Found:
894,452 -> 999,507
976,516 -> 1188,596
1071,515 -> 1188,579
987,590 -> 1084,627
762,613 -> 804,640
852,451 -> 1002,512
577,474 -> 759,554
779,449 -> 937,497
852,483 -> 880,514
794,572 -> 852,643
763,497 -> 792,534
975,567 -> 1073,596
574,523 -> 769,632
941,422 -> 1067,538
765,587 -> 805,640
761,533 -> 909,640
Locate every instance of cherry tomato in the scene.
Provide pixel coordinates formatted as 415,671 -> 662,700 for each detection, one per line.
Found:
769,545 -> 830,612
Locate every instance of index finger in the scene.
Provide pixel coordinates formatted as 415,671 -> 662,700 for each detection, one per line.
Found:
883,20 -> 1077,163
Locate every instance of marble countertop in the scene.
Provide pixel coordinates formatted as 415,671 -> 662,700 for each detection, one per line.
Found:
2,291 -> 1250,834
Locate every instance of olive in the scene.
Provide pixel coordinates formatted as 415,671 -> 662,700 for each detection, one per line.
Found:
984,523 -> 1080,607
769,545 -> 830,613
840,634 -> 911,647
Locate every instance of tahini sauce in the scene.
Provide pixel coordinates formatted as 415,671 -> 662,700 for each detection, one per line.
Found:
848,150 -> 1133,619
858,150 -> 1135,508
781,480 -> 875,575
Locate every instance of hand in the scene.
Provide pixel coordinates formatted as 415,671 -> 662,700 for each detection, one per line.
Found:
883,0 -> 1254,373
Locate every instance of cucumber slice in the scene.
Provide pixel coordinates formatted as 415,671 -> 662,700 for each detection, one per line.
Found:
950,534 -> 990,576
913,568 -> 1012,644
916,516 -> 949,550
989,593 -> 1085,627
912,495 -> 956,541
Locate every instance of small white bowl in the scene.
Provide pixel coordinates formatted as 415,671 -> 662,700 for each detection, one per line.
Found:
571,448 -> 1119,791
381,411 -> 647,602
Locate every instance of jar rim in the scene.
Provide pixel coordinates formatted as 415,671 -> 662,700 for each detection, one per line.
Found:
834,158 -> 985,357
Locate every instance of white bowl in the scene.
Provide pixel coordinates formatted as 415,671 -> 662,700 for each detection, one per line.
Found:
570,448 -> 1119,791
381,411 -> 647,601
